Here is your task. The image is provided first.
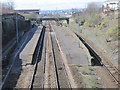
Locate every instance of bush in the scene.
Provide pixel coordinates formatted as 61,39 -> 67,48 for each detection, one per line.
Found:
95,22 -> 106,29
69,23 -> 83,33
84,22 -> 92,27
107,26 -> 119,36
117,27 -> 120,36
75,17 -> 80,24
62,22 -> 68,27
76,2 -> 102,27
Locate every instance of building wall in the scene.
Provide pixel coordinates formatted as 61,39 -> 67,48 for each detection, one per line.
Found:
2,13 -> 31,46
103,0 -> 120,11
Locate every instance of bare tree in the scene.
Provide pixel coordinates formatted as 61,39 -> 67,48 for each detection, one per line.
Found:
77,2 -> 102,27
2,0 -> 14,10
1,0 -> 15,14
86,2 -> 100,15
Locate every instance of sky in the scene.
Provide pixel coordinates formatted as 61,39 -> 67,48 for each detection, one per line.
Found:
2,0 -> 105,10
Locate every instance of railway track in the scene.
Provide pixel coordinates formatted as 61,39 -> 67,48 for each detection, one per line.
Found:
74,32 -> 120,87
49,24 -> 72,88
3,22 -> 118,89
28,25 -> 46,89
28,22 -> 73,89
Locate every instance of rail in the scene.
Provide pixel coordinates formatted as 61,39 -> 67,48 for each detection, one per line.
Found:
74,32 -> 120,87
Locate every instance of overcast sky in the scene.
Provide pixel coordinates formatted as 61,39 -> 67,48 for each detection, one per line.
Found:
2,0 -> 105,10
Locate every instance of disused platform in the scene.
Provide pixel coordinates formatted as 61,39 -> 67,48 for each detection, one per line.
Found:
52,26 -> 89,66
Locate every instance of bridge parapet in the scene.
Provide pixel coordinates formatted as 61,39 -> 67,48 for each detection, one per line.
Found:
30,17 -> 69,24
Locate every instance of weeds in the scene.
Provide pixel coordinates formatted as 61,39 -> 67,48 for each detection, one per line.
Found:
69,23 -> 83,33
107,25 -> 119,36
95,22 -> 106,29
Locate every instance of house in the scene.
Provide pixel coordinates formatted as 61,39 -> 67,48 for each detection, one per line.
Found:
103,0 -> 120,12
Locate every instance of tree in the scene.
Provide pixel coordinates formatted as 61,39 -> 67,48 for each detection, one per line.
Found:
2,0 -> 14,10
86,2 -> 100,15
1,0 -> 15,14
77,2 -> 102,27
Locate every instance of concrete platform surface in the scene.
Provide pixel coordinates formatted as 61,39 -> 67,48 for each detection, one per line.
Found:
20,26 -> 42,65
53,26 -> 89,66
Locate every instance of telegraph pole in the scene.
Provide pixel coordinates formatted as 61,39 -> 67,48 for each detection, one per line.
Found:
15,13 -> 18,43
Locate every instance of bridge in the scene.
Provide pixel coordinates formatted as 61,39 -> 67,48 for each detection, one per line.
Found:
30,17 -> 70,24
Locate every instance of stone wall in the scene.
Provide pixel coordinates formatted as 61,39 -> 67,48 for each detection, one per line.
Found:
2,13 -> 31,46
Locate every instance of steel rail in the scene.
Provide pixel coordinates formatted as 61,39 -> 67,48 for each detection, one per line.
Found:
28,26 -> 45,90
50,23 -> 73,89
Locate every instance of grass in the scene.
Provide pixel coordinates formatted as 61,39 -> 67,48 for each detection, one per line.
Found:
95,22 -> 106,29
84,22 -> 91,27
68,22 -> 83,33
79,67 -> 97,88
107,25 -> 119,36
81,13 -> 102,27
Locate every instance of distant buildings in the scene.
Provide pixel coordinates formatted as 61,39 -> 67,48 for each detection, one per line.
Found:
15,8 -> 81,18
39,9 -> 74,17
16,9 -> 40,14
103,0 -> 120,12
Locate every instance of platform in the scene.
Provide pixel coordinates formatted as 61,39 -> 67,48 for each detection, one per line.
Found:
20,26 -> 42,65
53,26 -> 89,66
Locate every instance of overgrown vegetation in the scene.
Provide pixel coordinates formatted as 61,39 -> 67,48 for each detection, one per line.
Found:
69,23 -> 83,33
73,2 -> 102,27
107,26 -> 120,36
72,2 -> 119,37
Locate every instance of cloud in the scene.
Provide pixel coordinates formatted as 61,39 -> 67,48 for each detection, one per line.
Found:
14,0 -> 105,10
